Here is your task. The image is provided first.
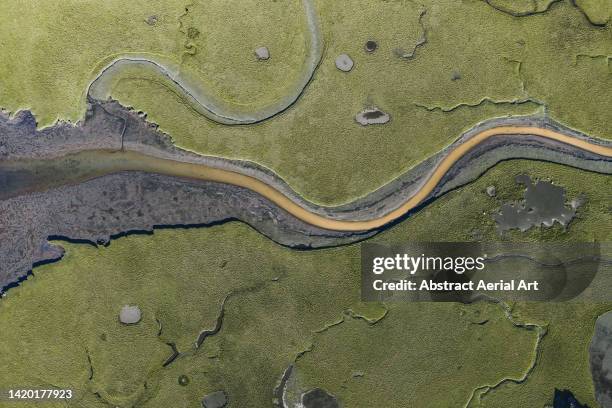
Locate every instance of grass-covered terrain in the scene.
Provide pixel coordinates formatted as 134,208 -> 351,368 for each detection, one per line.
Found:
574,0 -> 612,25
0,0 -> 185,126
0,160 -> 610,407
0,0 -> 610,205
0,0 -> 610,406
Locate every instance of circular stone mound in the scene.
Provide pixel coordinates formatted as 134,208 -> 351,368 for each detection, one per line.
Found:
335,54 -> 354,72
145,15 -> 158,26
355,107 -> 390,126
119,305 -> 142,325
365,40 -> 378,53
255,47 -> 270,60
202,390 -> 228,408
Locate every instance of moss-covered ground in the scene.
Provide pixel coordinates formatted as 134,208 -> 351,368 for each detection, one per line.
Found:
0,0 -> 610,406
0,160 -> 610,407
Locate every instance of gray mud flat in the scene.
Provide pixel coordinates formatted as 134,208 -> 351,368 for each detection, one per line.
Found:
0,100 -> 611,290
495,175 -> 579,232
591,311 -> 612,408
0,172 -> 369,290
302,388 -> 339,408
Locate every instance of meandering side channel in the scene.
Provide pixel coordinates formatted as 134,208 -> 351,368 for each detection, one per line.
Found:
86,0 -> 322,125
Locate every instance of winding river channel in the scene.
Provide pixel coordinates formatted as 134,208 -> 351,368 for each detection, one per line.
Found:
2,125 -> 611,232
